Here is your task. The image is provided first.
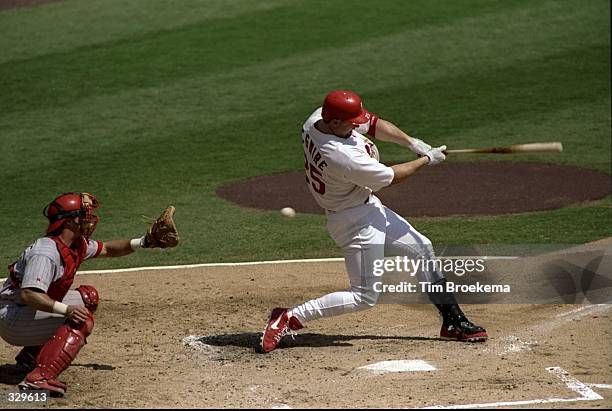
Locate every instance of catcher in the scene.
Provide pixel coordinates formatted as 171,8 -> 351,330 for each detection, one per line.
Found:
0,192 -> 179,396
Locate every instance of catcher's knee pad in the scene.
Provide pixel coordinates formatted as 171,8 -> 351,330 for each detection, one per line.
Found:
76,285 -> 99,313
27,315 -> 94,381
75,314 -> 95,336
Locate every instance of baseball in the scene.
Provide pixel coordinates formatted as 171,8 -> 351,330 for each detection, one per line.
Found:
280,207 -> 296,218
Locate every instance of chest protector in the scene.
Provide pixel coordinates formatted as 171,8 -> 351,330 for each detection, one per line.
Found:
47,237 -> 88,302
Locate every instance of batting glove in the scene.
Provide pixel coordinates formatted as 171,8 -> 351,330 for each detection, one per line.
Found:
425,145 -> 447,165
408,137 -> 432,156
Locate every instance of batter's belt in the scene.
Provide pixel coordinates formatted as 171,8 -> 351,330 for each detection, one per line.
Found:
325,194 -> 371,214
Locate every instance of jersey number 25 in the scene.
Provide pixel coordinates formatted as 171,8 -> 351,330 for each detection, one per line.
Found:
304,154 -> 325,195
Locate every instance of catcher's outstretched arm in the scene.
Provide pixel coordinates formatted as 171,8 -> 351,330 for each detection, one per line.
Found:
99,206 -> 179,255
100,239 -> 137,257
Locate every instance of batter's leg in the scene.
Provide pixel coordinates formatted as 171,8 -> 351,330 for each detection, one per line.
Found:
382,206 -> 444,284
262,199 -> 395,353
289,242 -> 385,323
289,200 -> 388,324
382,206 -> 488,342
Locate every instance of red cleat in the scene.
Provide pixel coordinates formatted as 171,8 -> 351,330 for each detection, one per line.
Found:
18,377 -> 67,397
260,308 -> 303,353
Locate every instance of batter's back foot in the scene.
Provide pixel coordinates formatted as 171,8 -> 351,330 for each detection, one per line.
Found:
440,318 -> 488,342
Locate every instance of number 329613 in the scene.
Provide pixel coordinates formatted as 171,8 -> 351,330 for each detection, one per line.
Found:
7,391 -> 48,402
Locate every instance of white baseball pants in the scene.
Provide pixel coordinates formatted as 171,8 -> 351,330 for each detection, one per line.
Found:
289,195 -> 442,324
0,290 -> 85,346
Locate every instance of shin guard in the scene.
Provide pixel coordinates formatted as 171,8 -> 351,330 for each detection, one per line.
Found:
25,315 -> 94,383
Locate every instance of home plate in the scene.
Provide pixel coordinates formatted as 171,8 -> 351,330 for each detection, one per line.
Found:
358,360 -> 436,374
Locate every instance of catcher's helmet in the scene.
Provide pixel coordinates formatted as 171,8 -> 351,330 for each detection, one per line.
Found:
321,90 -> 369,124
43,192 -> 100,238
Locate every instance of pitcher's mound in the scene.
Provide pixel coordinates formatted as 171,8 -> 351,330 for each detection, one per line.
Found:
217,161 -> 610,217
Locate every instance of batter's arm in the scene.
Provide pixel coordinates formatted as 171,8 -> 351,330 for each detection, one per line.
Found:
387,144 -> 446,185
388,156 -> 430,185
374,119 -> 414,147
375,119 -> 433,156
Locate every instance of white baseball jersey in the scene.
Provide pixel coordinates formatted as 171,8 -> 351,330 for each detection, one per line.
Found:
0,237 -> 102,303
302,108 -> 394,212
288,107 -> 444,326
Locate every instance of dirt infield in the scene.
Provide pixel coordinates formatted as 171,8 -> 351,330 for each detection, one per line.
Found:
1,242 -> 611,407
217,161 -> 611,217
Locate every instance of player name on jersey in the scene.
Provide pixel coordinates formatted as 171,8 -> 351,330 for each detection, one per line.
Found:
303,132 -> 328,171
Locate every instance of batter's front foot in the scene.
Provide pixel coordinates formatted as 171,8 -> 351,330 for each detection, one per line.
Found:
440,319 -> 488,342
260,308 -> 303,353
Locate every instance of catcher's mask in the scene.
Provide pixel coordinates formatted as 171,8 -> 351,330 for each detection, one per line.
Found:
43,192 -> 100,238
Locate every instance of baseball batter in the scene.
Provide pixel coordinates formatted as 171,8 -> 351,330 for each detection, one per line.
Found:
0,192 -> 178,396
261,90 -> 487,353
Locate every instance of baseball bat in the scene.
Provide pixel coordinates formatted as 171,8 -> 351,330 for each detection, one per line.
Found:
445,141 -> 563,154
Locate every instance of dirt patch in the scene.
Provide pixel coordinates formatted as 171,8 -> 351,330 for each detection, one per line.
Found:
1,243 -> 611,407
0,0 -> 63,12
217,161 -> 611,217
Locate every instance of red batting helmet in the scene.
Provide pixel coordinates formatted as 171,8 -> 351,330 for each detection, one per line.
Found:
321,90 -> 369,124
43,192 -> 100,238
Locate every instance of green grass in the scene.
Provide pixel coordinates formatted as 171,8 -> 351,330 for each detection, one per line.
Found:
0,0 -> 609,272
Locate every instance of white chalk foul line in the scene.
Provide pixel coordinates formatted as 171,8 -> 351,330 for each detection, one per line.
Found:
548,366 -> 603,401
589,383 -> 612,390
75,255 -> 517,275
537,302 -> 612,334
555,304 -> 599,318
76,257 -> 345,275
422,367 -> 603,409
485,302 -> 612,356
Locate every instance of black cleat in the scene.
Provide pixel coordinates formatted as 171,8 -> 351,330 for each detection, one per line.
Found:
440,319 -> 488,342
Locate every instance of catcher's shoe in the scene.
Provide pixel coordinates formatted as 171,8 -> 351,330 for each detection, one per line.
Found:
440,319 -> 488,342
260,308 -> 303,353
18,377 -> 67,397
15,346 -> 41,372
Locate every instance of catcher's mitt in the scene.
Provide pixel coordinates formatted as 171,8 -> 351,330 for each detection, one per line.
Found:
143,206 -> 179,248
